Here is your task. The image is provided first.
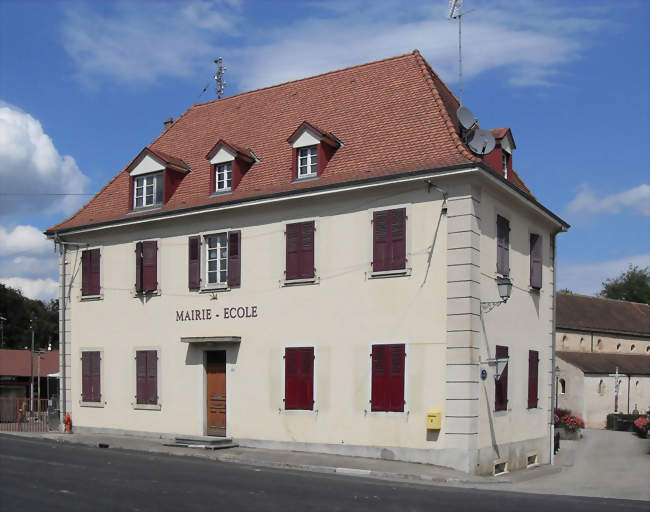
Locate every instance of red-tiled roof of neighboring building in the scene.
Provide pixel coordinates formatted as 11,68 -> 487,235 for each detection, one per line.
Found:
47,50 -> 538,234
557,292 -> 650,337
557,351 -> 650,375
0,349 -> 59,377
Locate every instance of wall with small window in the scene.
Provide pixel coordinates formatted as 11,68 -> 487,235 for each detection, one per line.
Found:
556,329 -> 650,354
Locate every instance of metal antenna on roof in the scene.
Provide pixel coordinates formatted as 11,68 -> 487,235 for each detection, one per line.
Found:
214,57 -> 227,99
448,0 -> 475,105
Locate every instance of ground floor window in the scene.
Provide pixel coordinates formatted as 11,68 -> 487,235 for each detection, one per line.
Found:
81,351 -> 101,403
371,344 -> 405,412
495,345 -> 508,411
136,350 -> 158,405
284,347 -> 314,410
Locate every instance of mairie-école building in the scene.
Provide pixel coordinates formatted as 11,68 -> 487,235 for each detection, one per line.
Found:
46,51 -> 569,475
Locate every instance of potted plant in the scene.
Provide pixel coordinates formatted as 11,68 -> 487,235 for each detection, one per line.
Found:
632,416 -> 648,438
554,408 -> 585,440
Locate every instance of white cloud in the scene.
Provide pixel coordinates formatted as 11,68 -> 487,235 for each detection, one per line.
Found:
0,225 -> 51,257
1,256 -> 58,278
0,277 -> 58,301
60,0 -> 610,91
0,103 -> 90,217
567,184 -> 650,217
557,253 -> 650,296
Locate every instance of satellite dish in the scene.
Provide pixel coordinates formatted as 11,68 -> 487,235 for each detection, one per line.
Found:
467,129 -> 496,155
457,106 -> 476,130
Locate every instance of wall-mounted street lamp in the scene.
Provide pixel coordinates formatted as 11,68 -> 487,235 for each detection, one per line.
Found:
480,276 -> 513,314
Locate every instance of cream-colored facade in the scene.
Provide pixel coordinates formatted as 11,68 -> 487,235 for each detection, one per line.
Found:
54,171 -> 564,474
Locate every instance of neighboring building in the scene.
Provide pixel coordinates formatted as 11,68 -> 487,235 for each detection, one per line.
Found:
0,349 -> 60,399
556,292 -> 650,354
46,51 -> 568,474
556,352 -> 650,427
555,293 -> 650,427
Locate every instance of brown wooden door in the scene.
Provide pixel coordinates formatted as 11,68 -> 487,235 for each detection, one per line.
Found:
206,351 -> 226,436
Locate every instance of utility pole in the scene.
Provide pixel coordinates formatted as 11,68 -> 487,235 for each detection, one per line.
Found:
0,315 -> 6,347
30,317 -> 35,412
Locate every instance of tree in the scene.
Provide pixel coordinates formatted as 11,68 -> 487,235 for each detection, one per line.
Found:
599,265 -> 650,304
558,288 -> 574,294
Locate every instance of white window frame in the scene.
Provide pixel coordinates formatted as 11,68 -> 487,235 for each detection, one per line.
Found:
132,347 -> 161,410
215,162 -> 232,192
298,146 -> 318,178
133,172 -> 163,209
204,232 -> 228,288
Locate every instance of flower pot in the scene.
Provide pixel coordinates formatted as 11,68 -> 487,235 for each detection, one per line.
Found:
558,427 -> 582,440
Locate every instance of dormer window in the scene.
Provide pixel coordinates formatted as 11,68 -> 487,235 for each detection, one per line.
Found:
298,146 -> 318,178
134,173 -> 163,208
215,162 -> 233,191
287,121 -> 341,182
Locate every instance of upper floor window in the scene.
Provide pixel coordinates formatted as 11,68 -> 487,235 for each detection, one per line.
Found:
496,215 -> 510,276
188,231 -> 241,290
134,173 -> 163,208
206,233 -> 228,285
298,146 -> 318,178
215,162 -> 233,191
81,248 -> 101,297
285,221 -> 315,281
135,241 -> 158,294
372,208 -> 406,272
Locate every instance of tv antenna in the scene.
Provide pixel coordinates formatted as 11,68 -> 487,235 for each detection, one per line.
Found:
448,0 -> 475,105
214,57 -> 227,99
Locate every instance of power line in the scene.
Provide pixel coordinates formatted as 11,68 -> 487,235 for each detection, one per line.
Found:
0,192 -> 95,196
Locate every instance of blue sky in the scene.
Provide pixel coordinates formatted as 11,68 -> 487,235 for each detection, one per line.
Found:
0,0 -> 648,300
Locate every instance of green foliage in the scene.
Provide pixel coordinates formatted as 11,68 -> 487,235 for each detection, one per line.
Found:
558,288 -> 573,294
0,284 -> 58,350
599,265 -> 650,305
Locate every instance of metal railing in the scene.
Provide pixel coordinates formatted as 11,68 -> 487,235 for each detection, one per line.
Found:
0,398 -> 52,432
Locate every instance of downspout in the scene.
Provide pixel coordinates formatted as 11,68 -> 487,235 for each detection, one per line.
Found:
58,240 -> 67,427
627,375 -> 631,414
550,231 -> 558,465
591,332 -> 594,353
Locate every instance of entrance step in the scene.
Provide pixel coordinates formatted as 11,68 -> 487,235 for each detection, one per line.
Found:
163,435 -> 238,450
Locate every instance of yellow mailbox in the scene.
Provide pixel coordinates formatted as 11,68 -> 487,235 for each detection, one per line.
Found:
426,410 -> 442,430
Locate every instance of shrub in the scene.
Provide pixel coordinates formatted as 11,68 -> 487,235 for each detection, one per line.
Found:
633,417 -> 648,437
554,408 -> 585,432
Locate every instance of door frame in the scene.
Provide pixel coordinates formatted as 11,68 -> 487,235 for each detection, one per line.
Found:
203,349 -> 230,437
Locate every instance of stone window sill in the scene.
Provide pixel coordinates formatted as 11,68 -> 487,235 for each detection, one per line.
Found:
80,294 -> 103,302
80,401 -> 105,408
368,268 -> 411,279
281,277 -> 319,287
133,403 -> 161,411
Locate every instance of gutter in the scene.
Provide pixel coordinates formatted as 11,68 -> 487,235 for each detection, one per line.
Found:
46,163 -> 569,238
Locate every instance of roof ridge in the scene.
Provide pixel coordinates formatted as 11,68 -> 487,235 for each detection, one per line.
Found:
558,291 -> 650,308
190,51 -> 416,109
411,50 -> 479,164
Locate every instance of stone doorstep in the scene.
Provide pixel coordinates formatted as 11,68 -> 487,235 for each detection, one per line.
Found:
166,434 -> 239,450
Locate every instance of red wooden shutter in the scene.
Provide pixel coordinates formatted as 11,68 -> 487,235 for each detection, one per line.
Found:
89,249 -> 101,295
135,242 -> 143,293
530,234 -> 542,289
300,347 -> 314,410
136,351 -> 147,404
284,348 -> 299,409
188,236 -> 201,290
497,216 -> 510,275
495,345 -> 508,411
147,350 -> 158,405
142,241 -> 158,292
528,350 -> 539,409
284,347 -> 313,410
388,344 -> 405,412
299,221 -> 315,279
82,352 -> 91,401
285,223 -> 300,280
81,250 -> 91,296
371,345 -> 387,411
227,230 -> 241,287
373,209 -> 406,272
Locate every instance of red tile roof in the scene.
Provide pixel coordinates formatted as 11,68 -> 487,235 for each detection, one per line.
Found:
0,349 -> 59,377
48,50 -> 535,233
557,292 -> 650,337
557,351 -> 650,375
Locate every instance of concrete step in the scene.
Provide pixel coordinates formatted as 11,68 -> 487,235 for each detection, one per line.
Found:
164,435 -> 239,450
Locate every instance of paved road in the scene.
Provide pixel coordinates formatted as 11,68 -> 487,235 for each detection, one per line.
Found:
0,435 -> 645,512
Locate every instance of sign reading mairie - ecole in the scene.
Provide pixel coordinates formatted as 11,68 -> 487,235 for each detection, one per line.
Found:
176,306 -> 258,322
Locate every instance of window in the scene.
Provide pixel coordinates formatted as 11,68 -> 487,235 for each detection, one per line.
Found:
528,350 -> 539,408
285,221 -> 315,280
215,162 -> 232,191
81,248 -> 101,296
502,151 -> 508,179
81,351 -> 101,403
284,347 -> 314,410
597,339 -> 603,350
598,379 -> 605,395
616,343 -> 622,351
136,350 -> 158,405
630,344 -> 636,352
134,173 -> 163,208
135,241 -> 158,293
372,208 -> 406,272
559,378 -> 566,395
495,345 -> 508,411
530,233 -> 542,289
562,335 -> 567,347
298,146 -> 318,178
188,231 -> 241,290
371,344 -> 405,412
496,215 -> 510,276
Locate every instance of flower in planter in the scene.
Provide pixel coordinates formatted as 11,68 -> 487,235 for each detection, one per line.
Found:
559,413 -> 585,432
633,417 -> 648,437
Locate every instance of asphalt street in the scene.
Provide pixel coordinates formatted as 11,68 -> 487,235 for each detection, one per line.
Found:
0,435 -> 646,512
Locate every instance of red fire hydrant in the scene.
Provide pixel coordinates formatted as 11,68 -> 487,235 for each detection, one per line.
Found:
64,413 -> 72,433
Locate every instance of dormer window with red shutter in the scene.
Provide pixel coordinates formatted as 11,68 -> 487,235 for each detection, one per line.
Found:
127,147 -> 190,211
287,121 -> 340,181
485,128 -> 515,181
205,139 -> 255,195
